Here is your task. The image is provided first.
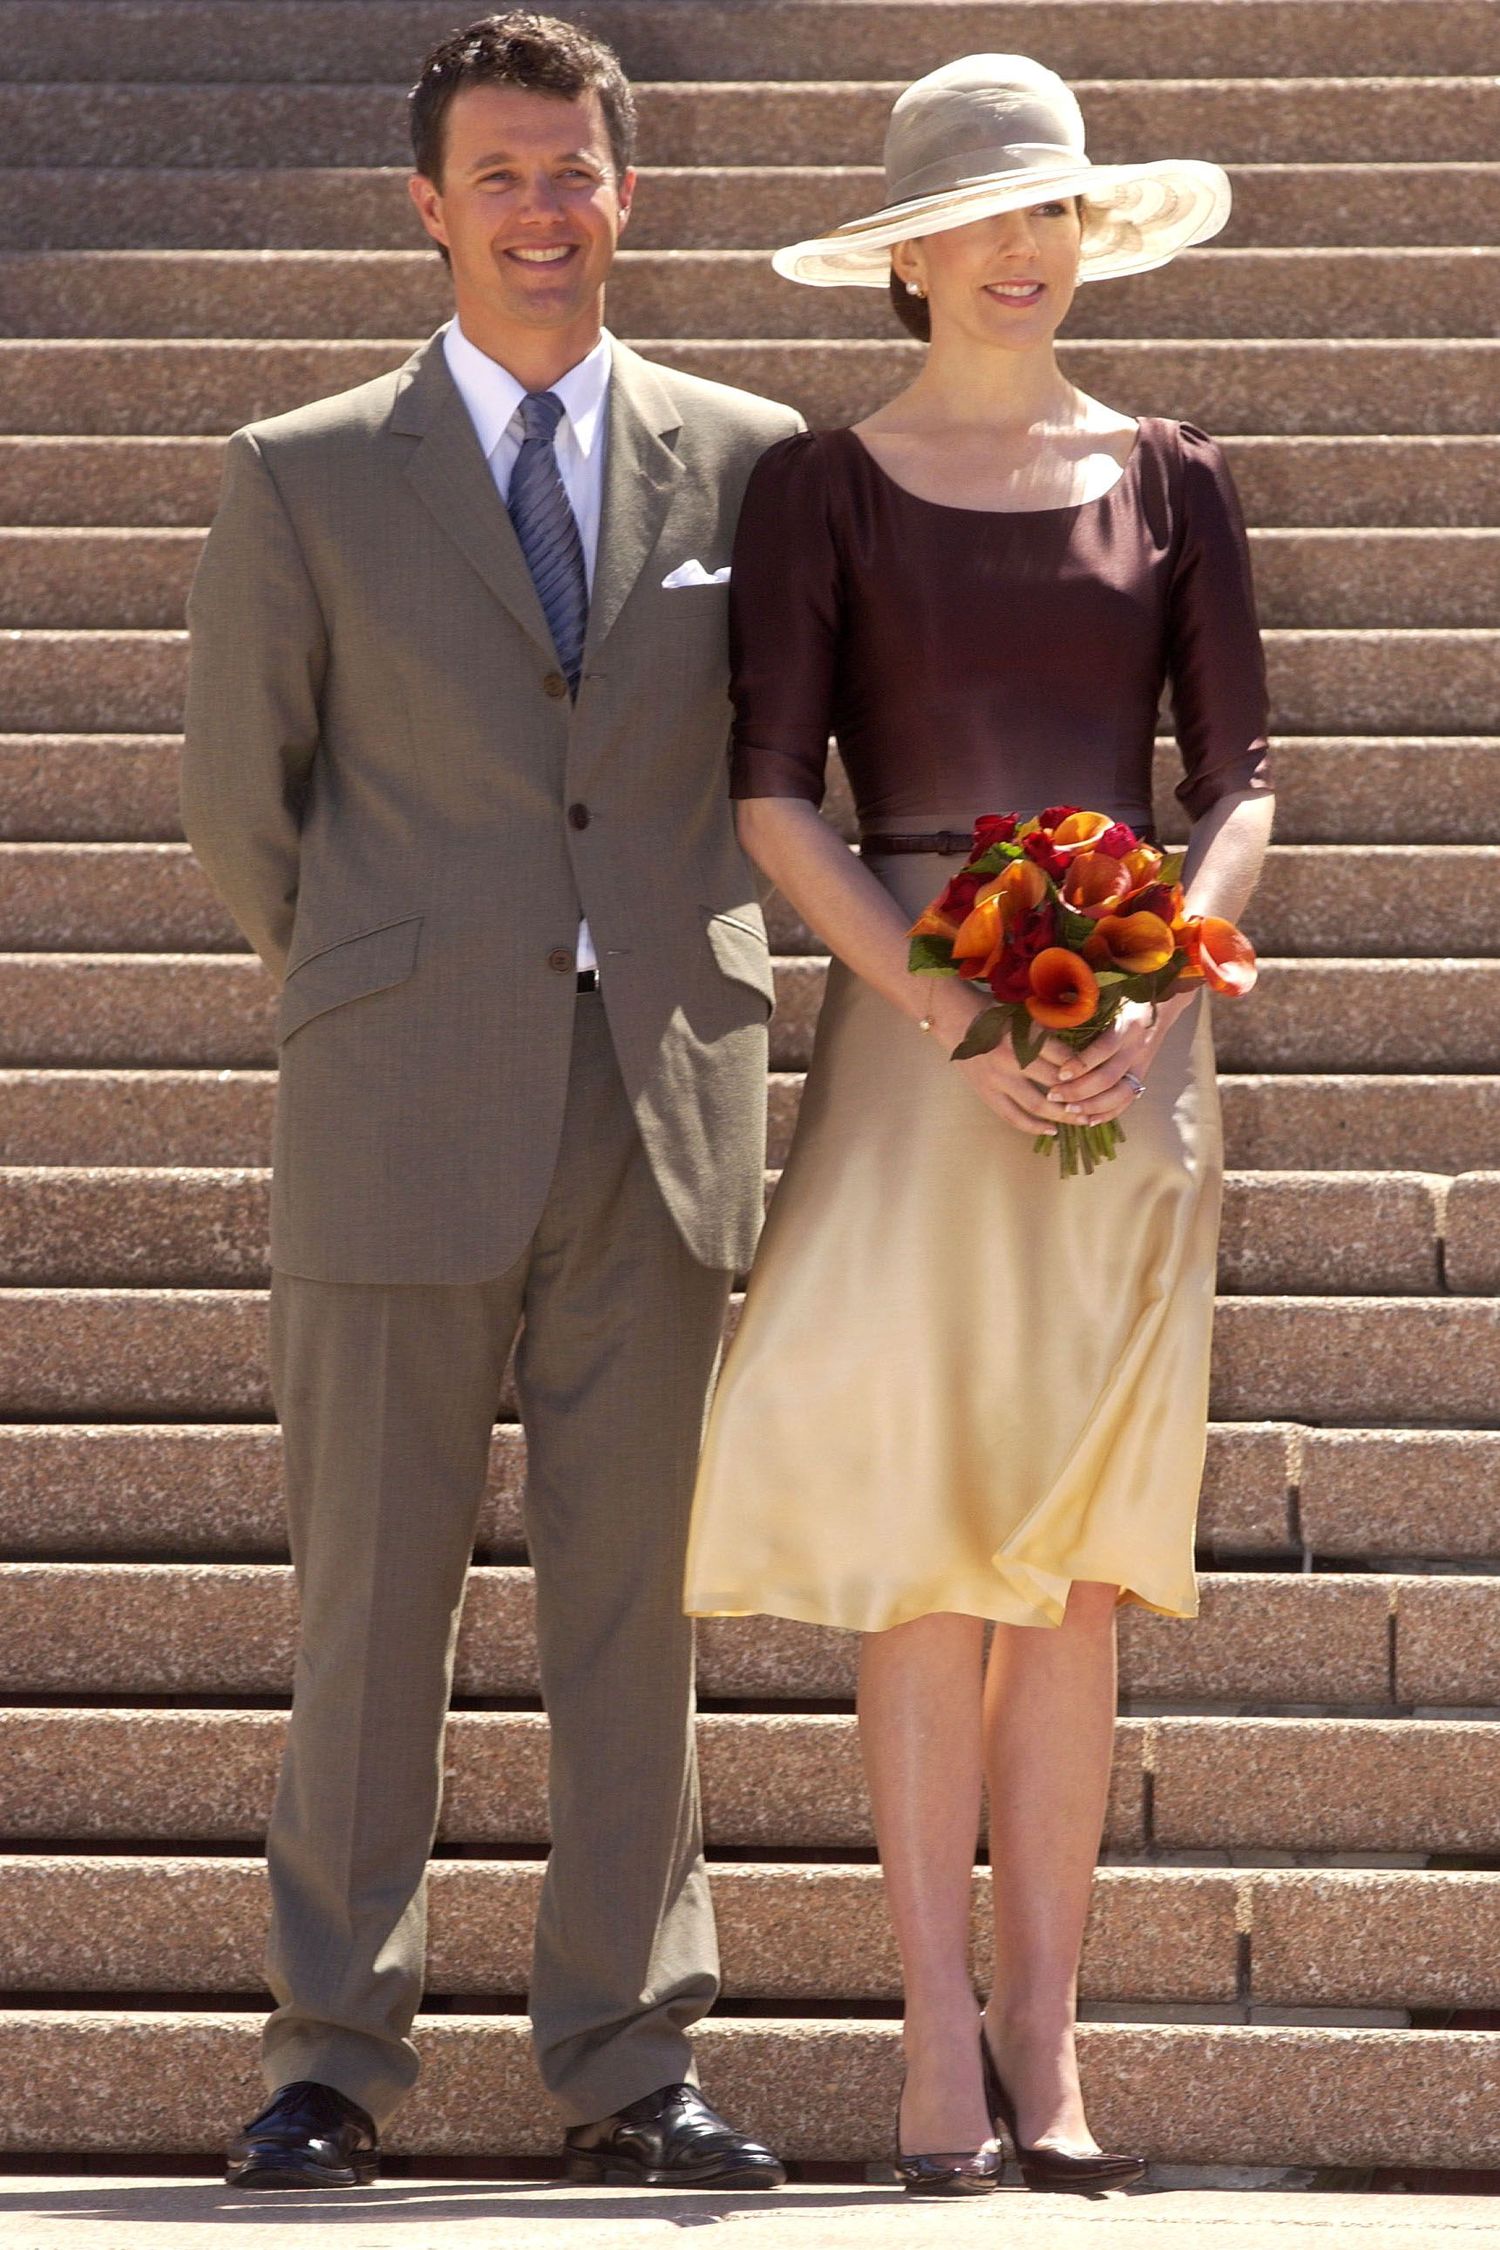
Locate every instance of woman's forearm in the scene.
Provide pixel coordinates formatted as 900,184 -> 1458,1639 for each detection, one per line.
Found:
1179,787 -> 1275,924
735,797 -> 985,1045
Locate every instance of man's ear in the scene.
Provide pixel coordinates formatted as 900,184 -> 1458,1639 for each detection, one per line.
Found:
615,166 -> 638,234
408,171 -> 449,251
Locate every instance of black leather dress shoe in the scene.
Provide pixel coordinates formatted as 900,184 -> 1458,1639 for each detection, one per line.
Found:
226,2079 -> 379,2189
563,2081 -> 787,2188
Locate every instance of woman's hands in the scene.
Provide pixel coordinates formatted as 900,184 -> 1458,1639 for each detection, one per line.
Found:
923,983 -> 1064,1137
1040,993 -> 1195,1126
937,989 -> 1196,1138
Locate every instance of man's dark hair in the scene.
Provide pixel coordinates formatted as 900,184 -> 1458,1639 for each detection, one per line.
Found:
409,10 -> 637,184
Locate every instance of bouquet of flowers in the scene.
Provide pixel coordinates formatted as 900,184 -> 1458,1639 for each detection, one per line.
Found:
907,808 -> 1257,1177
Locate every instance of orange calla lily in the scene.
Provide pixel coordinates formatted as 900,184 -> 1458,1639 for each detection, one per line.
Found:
1094,911 -> 1177,975
1181,915 -> 1258,995
1050,810 -> 1113,856
952,890 -> 1003,971
1119,844 -> 1164,897
909,903 -> 960,939
1025,947 -> 1100,1029
996,856 -> 1049,921
1061,850 -> 1131,918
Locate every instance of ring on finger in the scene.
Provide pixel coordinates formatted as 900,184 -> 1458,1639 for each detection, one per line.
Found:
1122,1071 -> 1146,1099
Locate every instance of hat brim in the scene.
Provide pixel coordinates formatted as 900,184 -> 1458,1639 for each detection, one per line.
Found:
771,159 -> 1232,286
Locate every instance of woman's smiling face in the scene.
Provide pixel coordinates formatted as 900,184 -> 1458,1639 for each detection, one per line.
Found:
894,199 -> 1084,350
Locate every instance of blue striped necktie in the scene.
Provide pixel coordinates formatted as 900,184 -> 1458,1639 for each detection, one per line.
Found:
507,389 -> 588,695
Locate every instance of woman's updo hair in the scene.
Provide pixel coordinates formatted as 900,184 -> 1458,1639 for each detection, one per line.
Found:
889,195 -> 1090,341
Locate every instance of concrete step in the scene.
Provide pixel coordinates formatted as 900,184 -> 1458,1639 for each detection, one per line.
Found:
0,1704 -> 1145,1848
5,1704 -> 1499,1857
0,1419 -> 1294,1560
6,734 -> 1496,848
8,624 -> 1495,734
8,527 -> 1497,630
8,841 -> 1497,956
7,162 -> 1499,254
4,338 -> 1496,437
0,1165 -> 1474,1299
0,1288 -> 1495,1426
0,79 -> 1493,170
3,953 -> 1498,1075
7,1419 -> 1489,1566
8,1067 -> 1500,1180
6,434 -> 1500,532
0,1562 -> 1447,1709
6,1 -> 1491,82
3,2012 -> 1497,2170
5,246 -> 1496,343
2,1857 -> 1496,2012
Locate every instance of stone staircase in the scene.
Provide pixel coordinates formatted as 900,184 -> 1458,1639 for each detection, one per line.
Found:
1,0 -> 1498,2177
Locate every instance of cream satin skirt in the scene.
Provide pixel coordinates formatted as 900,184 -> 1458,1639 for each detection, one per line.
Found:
684,846 -> 1225,1634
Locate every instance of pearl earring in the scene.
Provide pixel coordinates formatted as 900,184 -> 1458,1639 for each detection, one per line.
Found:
905,281 -> 925,298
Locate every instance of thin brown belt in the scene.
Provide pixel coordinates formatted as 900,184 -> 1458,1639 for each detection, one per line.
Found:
859,829 -> 975,857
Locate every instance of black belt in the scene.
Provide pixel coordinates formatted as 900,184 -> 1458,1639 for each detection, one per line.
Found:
860,830 -> 976,858
577,968 -> 599,992
861,823 -> 1157,857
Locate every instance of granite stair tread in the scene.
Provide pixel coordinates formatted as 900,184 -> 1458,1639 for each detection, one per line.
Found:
3,244 -> 1496,341
7,161 -> 1499,253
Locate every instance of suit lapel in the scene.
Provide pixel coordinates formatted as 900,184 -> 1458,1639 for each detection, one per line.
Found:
393,330 -> 556,661
585,339 -> 685,660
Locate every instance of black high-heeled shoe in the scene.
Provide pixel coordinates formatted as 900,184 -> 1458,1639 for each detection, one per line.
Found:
980,2030 -> 1145,2192
893,2071 -> 1002,2198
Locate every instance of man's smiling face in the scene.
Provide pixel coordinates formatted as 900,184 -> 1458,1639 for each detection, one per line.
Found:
409,82 -> 634,347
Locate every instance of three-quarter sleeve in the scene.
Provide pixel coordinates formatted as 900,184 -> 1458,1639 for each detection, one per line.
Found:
1166,423 -> 1273,822
728,431 -> 841,807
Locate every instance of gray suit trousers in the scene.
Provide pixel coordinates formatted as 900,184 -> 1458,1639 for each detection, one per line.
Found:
262,995 -> 732,2126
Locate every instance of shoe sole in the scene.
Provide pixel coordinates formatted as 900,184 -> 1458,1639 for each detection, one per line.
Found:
226,2158 -> 379,2190
563,2153 -> 785,2190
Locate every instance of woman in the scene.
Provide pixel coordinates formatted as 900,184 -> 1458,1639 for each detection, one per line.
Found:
684,55 -> 1274,2195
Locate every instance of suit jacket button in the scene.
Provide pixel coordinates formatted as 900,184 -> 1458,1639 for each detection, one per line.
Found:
547,948 -> 573,973
568,802 -> 591,830
542,671 -> 568,699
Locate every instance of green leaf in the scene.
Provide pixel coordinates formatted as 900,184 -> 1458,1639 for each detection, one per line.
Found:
1057,905 -> 1098,946
951,1005 -> 1009,1061
1010,1011 -> 1046,1070
1093,967 -> 1130,988
967,841 -> 1024,876
908,933 -> 956,974
1158,850 -> 1186,884
1119,972 -> 1165,1004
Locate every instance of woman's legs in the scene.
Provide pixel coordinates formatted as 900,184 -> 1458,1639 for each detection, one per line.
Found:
857,1612 -> 993,2153
982,1578 -> 1120,2152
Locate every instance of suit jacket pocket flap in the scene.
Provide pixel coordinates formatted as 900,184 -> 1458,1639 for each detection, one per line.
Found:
704,908 -> 776,1010
278,914 -> 423,1043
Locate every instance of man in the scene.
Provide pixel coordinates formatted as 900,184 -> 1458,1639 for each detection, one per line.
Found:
183,10 -> 801,2191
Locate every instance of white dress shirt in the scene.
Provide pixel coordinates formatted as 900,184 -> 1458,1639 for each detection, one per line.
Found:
443,317 -> 613,974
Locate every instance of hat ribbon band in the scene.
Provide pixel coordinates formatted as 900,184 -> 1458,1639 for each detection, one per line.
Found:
888,139 -> 1084,205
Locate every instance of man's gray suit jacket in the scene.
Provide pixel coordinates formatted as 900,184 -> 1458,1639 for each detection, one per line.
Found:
182,328 -> 803,1284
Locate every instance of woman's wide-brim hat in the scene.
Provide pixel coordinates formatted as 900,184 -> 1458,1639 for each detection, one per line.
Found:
773,54 -> 1231,288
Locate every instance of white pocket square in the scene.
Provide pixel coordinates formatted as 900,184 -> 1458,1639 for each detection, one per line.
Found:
661,560 -> 731,588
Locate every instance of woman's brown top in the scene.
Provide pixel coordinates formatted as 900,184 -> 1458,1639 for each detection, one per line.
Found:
727,418 -> 1271,834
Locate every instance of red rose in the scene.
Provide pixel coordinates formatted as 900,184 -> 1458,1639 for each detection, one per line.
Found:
933,868 -> 984,925
1022,832 -> 1067,879
1095,821 -> 1139,859
988,948 -> 1033,1003
1123,880 -> 1183,923
1012,903 -> 1057,957
1036,804 -> 1080,832
970,813 -> 1019,853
